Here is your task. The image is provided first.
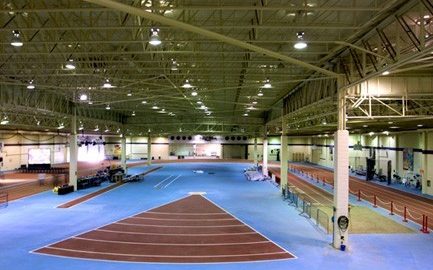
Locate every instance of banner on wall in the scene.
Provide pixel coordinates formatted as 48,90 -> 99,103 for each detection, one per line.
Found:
403,148 -> 414,171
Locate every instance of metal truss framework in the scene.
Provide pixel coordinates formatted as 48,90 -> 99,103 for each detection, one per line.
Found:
278,0 -> 433,135
0,0 -> 431,137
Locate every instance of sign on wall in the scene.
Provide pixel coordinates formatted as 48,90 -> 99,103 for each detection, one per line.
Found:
28,148 -> 51,164
403,148 -> 414,171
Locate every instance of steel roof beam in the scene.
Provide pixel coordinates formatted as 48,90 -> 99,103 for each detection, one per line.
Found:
83,0 -> 338,77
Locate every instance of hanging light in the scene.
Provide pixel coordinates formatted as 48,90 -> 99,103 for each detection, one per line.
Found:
252,101 -> 258,105
131,111 -> 136,116
257,90 -> 263,97
243,113 -> 249,117
94,125 -> 100,132
182,79 -> 193,88
65,59 -> 76,70
105,104 -> 111,110
102,79 -> 115,88
78,123 -> 84,130
27,80 -> 35,89
171,59 -> 178,71
263,78 -> 272,88
152,105 -> 159,110
104,127 -> 110,132
382,70 -> 390,76
88,99 -> 93,105
11,30 -> 23,47
149,28 -> 161,46
127,90 -> 132,97
294,32 -> 307,50
0,116 -> 9,125
79,93 -> 88,101
191,89 -> 198,96
57,123 -> 65,130
197,100 -> 203,104
141,100 -> 147,104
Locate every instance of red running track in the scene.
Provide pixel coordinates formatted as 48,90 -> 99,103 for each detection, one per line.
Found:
34,195 -> 295,263
271,163 -> 433,230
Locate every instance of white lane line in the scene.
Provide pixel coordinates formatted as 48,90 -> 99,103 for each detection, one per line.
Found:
73,237 -> 270,246
129,217 -> 236,221
42,246 -> 288,258
200,196 -> 297,259
153,175 -> 173,189
163,174 -> 181,188
146,212 -> 227,215
115,222 -> 244,228
95,229 -> 256,236
30,194 -> 192,254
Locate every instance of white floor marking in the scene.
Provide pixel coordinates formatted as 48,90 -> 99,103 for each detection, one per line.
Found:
30,194 -> 192,253
153,175 -> 173,188
72,236 -> 270,246
129,216 -> 236,221
43,246 -> 288,258
95,229 -> 256,236
115,222 -> 244,228
188,191 -> 207,195
163,174 -> 181,188
146,212 -> 227,215
200,195 -> 298,259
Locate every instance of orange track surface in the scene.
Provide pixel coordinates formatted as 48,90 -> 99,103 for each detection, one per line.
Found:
268,163 -> 433,230
35,195 -> 294,263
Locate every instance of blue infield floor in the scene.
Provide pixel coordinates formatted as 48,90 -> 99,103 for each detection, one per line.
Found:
0,162 -> 432,269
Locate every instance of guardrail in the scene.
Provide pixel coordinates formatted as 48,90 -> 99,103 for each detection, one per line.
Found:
282,184 -> 331,234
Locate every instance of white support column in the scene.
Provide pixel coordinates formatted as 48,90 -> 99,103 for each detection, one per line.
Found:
263,137 -> 268,176
121,135 -> 127,173
422,131 -> 428,194
253,137 -> 258,165
69,106 -> 78,191
281,117 -> 289,188
333,78 -> 350,250
147,134 -> 152,166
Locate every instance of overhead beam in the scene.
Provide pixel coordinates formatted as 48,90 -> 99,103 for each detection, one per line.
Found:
83,0 -> 338,77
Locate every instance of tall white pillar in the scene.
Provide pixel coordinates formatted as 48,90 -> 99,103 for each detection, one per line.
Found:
121,136 -> 127,172
280,118 -> 289,188
147,134 -> 152,166
333,79 -> 349,249
263,137 -> 268,176
69,106 -> 78,191
253,137 -> 258,164
422,131 -> 428,194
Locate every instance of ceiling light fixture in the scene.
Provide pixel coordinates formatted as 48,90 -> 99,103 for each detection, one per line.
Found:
263,78 -> 272,88
27,80 -> 35,89
127,91 -> 132,97
182,79 -> 193,88
382,70 -> 390,76
149,28 -> 161,46
294,32 -> 307,50
65,59 -> 76,70
171,59 -> 178,71
243,113 -> 249,117
152,105 -> 159,110
141,100 -> 147,104
0,116 -> 9,125
102,79 -> 115,88
57,123 -> 65,130
131,111 -> 136,116
105,104 -> 111,110
257,90 -> 263,97
191,89 -> 198,96
94,125 -> 99,132
79,93 -> 88,101
11,30 -> 23,47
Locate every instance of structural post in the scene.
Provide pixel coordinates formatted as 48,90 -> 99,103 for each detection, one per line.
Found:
253,137 -> 258,165
69,106 -> 78,191
280,117 -> 289,188
147,134 -> 152,166
333,77 -> 350,250
263,137 -> 268,176
121,135 -> 127,173
422,131 -> 428,194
